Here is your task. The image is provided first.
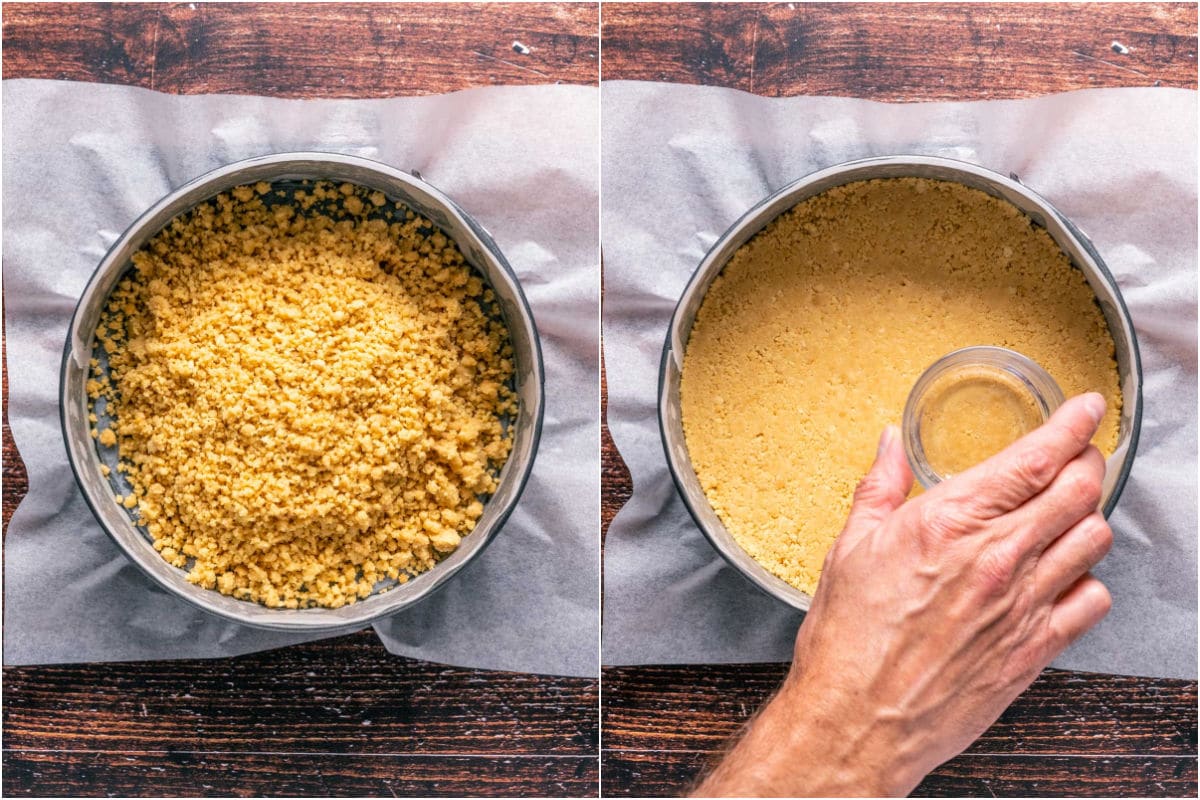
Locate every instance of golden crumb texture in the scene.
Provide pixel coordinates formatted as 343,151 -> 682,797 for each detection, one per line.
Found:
681,177 -> 1122,596
87,180 -> 516,608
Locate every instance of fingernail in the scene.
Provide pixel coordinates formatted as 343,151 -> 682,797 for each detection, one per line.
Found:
877,425 -> 896,457
1082,393 -> 1106,426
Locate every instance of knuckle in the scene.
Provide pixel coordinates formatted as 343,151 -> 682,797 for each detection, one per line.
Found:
1067,469 -> 1103,511
852,472 -> 891,507
1013,446 -> 1057,489
958,489 -> 1001,522
1083,444 -> 1106,470
1091,579 -> 1114,616
1009,582 -> 1036,620
1084,516 -> 1114,563
975,545 -> 1018,597
1049,579 -> 1113,651
918,500 -> 968,541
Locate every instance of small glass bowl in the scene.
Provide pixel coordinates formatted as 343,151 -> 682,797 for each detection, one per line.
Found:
903,346 -> 1065,488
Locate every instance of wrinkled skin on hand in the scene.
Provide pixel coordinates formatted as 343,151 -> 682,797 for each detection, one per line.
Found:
696,393 -> 1113,798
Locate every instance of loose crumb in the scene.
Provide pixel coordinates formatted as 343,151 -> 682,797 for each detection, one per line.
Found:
682,177 -> 1122,595
90,180 -> 515,608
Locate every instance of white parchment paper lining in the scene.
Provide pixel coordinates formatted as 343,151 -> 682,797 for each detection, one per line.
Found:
601,82 -> 1197,679
3,79 -> 599,678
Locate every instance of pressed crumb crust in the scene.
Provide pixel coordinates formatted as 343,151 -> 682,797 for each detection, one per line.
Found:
681,177 -> 1122,596
87,180 -> 515,609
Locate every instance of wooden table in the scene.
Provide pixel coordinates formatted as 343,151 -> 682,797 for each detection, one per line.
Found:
2,4 -> 599,797
600,3 -> 1198,797
6,2 -> 1199,797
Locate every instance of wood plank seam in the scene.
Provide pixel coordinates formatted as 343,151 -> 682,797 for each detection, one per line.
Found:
4,749 -> 599,757
602,748 -> 1195,757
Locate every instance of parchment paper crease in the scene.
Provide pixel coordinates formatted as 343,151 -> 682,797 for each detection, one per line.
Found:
3,79 -> 599,678
601,81 -> 1197,679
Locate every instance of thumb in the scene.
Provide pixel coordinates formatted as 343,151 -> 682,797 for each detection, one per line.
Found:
841,425 -> 914,542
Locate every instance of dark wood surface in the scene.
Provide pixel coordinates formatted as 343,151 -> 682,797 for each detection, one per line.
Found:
601,2 -> 1197,98
601,665 -> 1198,797
5,633 -> 598,797
2,3 -> 598,798
2,3 -> 599,96
6,1 -> 1200,798
599,3 -> 1198,798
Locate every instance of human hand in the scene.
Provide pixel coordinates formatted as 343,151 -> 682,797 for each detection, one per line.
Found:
694,393 -> 1113,797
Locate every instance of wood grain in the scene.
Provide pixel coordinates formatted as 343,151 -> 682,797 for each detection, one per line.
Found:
2,325 -> 25,533
601,2 -> 1196,99
598,3 -> 1198,798
5,751 -> 598,798
2,3 -> 599,97
2,4 -> 599,797
6,633 -> 597,756
6,1 -> 1199,797
602,664 -> 1197,796
601,750 -> 1198,798
600,346 -> 632,538
603,665 -> 1197,757
4,631 -> 599,797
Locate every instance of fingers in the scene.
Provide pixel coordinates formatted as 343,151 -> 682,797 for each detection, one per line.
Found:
950,392 -> 1106,519
1034,512 -> 1113,604
1047,574 -> 1112,653
836,425 -> 914,550
1008,445 -> 1106,555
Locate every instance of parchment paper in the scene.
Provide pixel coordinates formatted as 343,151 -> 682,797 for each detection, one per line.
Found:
3,79 -> 599,678
602,82 -> 1197,679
